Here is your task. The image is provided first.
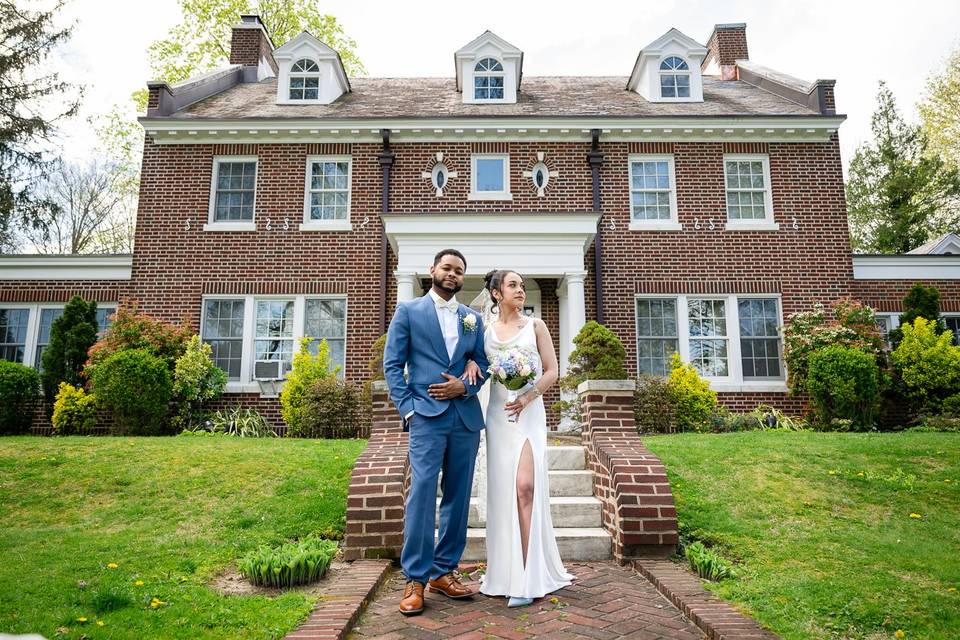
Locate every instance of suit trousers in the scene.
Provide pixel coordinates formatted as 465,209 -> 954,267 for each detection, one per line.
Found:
401,405 -> 481,584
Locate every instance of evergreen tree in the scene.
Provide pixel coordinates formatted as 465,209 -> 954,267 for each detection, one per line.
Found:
889,283 -> 944,347
845,82 -> 960,254
40,296 -> 98,402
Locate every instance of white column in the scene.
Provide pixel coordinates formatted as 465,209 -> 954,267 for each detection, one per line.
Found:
556,283 -> 570,375
564,270 -> 588,356
394,270 -> 418,303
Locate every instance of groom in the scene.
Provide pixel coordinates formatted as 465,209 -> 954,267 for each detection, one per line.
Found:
383,249 -> 489,616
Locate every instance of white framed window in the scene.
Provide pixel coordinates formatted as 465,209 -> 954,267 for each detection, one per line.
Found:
301,155 -> 352,231
469,154 -> 512,200
723,155 -> 777,230
473,57 -> 505,100
634,294 -> 786,392
206,156 -> 257,231
289,58 -> 320,101
629,154 -> 680,230
201,294 -> 348,393
0,303 -> 117,369
659,56 -> 690,99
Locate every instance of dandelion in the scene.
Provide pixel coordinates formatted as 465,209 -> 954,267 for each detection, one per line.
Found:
856,472 -> 864,477
134,580 -> 144,586
803,501 -> 812,507
828,470 -> 837,476
909,513 -> 923,519
96,621 -> 105,627
549,597 -> 559,604
948,587 -> 956,593
150,597 -> 166,608
894,630 -> 905,639
76,617 -> 88,623
106,562 -> 119,569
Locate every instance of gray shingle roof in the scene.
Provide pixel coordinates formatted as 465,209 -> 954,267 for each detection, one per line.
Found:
171,75 -> 820,120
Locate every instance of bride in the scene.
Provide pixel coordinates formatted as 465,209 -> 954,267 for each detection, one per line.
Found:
467,269 -> 573,608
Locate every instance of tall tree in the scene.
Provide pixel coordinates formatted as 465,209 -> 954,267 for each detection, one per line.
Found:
919,46 -> 960,171
845,82 -> 960,254
0,0 -> 82,253
20,160 -> 135,254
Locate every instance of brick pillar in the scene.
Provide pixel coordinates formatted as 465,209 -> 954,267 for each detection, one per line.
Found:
703,23 -> 748,81
343,381 -> 408,560
229,15 -> 279,75
579,380 -> 678,561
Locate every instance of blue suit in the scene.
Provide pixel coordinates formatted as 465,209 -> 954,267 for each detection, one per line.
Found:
383,294 -> 489,584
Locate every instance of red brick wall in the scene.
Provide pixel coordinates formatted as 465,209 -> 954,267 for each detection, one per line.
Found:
0,281 -> 123,303
853,280 -> 960,313
706,25 -> 749,67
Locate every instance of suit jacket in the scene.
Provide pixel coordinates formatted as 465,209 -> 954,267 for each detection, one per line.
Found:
383,294 -> 489,431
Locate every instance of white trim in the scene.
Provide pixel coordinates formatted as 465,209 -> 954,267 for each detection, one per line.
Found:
628,154 -> 680,229
633,292 -> 786,390
723,154 -> 776,227
303,154 -> 352,227
852,255 -> 960,280
469,154 -> 512,200
0,255 -> 132,281
208,155 -> 258,227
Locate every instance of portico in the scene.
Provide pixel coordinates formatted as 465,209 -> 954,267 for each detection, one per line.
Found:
382,213 -> 600,375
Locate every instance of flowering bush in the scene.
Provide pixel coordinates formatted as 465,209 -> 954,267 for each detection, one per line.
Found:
807,345 -> 882,430
891,317 -> 960,416
782,298 -> 886,394
51,382 -> 97,435
487,346 -> 539,391
85,303 -> 191,376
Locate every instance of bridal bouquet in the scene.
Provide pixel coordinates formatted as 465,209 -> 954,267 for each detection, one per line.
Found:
487,347 -> 539,422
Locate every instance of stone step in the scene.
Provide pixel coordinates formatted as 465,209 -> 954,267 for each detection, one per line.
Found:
547,445 -> 587,470
454,527 -> 613,562
436,496 -> 603,528
440,469 -> 595,498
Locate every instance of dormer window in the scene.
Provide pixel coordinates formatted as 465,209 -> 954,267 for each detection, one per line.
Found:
474,58 -> 505,100
659,56 -> 690,98
289,58 -> 320,100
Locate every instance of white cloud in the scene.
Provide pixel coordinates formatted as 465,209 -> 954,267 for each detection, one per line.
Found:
51,0 -> 960,172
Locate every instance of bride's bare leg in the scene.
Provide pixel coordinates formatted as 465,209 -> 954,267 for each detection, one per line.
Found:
516,440 -> 535,567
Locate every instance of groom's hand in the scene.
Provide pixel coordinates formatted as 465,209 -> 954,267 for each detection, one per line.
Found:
428,373 -> 467,400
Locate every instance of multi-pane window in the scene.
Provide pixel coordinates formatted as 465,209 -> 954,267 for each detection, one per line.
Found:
95,307 -> 115,336
0,309 -> 30,363
305,299 -> 347,375
630,157 -> 674,221
724,157 -> 771,221
202,299 -> 245,380
472,155 -> 509,196
635,299 -> 678,377
474,57 -> 504,99
254,300 -> 295,380
688,299 -> 729,377
945,316 -> 960,346
212,159 -> 256,221
738,298 -> 782,379
34,308 -> 64,368
289,58 -> 320,100
659,56 -> 690,98
307,158 -> 350,220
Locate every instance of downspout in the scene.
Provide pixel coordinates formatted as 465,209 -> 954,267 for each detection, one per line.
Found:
378,129 -> 395,335
588,128 -> 605,324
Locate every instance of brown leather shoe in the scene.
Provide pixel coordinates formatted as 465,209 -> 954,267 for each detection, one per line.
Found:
427,572 -> 475,599
399,581 -> 425,616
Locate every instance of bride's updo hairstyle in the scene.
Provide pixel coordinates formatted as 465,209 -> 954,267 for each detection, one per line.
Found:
484,269 -> 520,313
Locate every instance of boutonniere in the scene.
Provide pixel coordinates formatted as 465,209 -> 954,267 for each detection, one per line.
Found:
461,312 -> 478,333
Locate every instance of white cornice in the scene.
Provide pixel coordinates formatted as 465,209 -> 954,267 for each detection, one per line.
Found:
853,255 -> 960,280
0,255 -> 132,281
141,115 -> 844,144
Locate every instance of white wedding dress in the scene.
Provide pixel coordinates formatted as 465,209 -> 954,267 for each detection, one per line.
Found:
479,318 -> 574,599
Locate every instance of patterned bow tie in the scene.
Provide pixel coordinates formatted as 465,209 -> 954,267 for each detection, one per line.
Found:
435,298 -> 458,312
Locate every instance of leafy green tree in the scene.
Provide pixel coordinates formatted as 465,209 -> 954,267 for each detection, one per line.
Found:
40,296 -> 98,402
919,46 -> 960,171
889,284 -> 945,346
845,82 -> 960,254
0,0 -> 82,252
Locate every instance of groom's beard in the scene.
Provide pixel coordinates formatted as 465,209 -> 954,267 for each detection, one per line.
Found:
433,275 -> 463,295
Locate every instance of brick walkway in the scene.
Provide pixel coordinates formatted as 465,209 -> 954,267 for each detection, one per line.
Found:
349,562 -> 708,640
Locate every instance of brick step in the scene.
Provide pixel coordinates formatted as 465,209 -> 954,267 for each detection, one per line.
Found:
436,495 -> 603,528
452,527 -> 613,562
439,469 -> 595,498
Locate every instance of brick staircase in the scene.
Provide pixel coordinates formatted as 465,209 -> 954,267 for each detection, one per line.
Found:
437,444 -> 614,562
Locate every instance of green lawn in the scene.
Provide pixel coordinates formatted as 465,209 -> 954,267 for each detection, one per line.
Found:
0,435 -> 366,640
643,431 -> 960,640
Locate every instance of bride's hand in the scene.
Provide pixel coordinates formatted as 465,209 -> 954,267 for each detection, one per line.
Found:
504,393 -> 532,420
460,360 -> 484,386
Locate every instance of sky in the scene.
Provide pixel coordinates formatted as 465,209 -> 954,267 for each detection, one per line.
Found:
50,0 -> 960,173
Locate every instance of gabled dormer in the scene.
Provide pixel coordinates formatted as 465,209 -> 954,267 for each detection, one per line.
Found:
273,32 -> 351,105
626,28 -> 707,103
455,31 -> 523,105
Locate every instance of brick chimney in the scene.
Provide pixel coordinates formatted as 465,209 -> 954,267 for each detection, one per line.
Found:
702,23 -> 748,81
230,14 -> 278,77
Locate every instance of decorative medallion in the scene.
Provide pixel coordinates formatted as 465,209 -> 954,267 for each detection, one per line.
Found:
522,152 -> 559,197
420,151 -> 459,197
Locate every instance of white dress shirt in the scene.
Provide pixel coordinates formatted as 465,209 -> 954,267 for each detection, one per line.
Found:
428,289 -> 460,360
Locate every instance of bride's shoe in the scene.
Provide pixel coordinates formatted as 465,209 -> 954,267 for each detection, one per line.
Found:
507,596 -> 533,608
